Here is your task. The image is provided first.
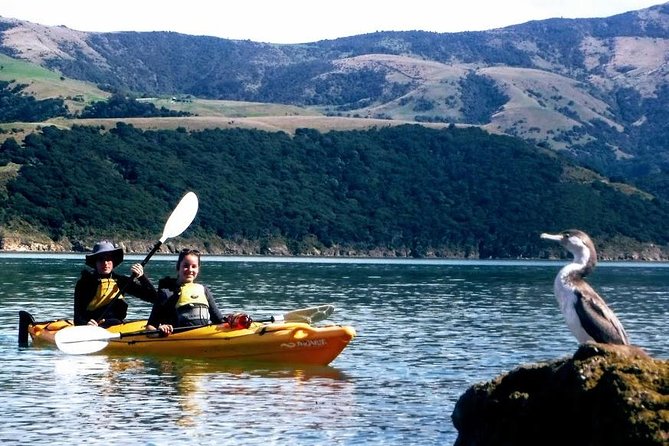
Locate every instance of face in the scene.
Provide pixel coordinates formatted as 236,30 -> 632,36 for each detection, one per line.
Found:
177,253 -> 200,284
95,254 -> 115,275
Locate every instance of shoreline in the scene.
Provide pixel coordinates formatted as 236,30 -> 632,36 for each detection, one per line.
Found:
2,250 -> 669,265
2,233 -> 669,261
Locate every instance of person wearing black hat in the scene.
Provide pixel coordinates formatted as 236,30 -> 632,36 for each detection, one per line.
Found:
74,240 -> 158,327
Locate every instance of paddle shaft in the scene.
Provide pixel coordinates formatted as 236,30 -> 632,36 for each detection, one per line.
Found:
117,317 -> 275,339
61,317 -> 276,346
101,305 -> 330,339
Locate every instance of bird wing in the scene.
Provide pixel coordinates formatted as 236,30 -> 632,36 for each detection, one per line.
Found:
573,284 -> 630,345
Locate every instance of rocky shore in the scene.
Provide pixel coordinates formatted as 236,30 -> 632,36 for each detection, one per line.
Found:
452,343 -> 668,445
0,234 -> 419,257
2,233 -> 669,260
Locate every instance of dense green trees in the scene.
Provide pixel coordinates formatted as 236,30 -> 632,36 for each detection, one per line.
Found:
0,81 -> 68,122
1,124 -> 668,257
458,72 -> 509,124
79,94 -> 191,118
0,83 -> 190,122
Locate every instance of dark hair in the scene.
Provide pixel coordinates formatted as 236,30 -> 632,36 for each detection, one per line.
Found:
176,248 -> 201,270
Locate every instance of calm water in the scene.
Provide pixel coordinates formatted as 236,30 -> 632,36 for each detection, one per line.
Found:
0,254 -> 667,445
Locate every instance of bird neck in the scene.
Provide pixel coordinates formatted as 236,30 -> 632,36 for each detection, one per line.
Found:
562,247 -> 595,280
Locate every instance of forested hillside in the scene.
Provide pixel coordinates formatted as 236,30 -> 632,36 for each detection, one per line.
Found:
0,80 -> 68,122
1,124 -> 668,258
2,3 -> 669,205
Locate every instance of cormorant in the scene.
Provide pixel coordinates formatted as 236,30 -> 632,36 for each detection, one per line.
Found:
540,229 -> 629,345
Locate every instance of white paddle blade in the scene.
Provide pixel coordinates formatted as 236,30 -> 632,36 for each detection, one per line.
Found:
60,339 -> 109,355
55,326 -> 120,355
160,191 -> 199,243
281,304 -> 335,324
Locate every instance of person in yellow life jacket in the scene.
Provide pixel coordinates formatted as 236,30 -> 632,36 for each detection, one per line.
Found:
74,240 -> 158,327
146,248 -> 227,335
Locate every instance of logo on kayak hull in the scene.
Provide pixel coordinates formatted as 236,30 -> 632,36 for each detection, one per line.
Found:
280,338 -> 327,349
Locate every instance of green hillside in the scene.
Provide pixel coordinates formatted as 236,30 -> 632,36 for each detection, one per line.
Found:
1,123 -> 668,258
0,53 -> 109,112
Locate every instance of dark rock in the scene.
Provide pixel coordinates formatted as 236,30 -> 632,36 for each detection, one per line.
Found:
70,239 -> 87,252
452,343 -> 668,446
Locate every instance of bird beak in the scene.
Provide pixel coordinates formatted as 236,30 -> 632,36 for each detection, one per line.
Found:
540,233 -> 562,241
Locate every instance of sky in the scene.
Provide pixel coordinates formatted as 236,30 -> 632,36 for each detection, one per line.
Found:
0,0 -> 665,44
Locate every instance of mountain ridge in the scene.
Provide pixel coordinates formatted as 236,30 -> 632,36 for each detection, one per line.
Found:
2,4 -> 668,181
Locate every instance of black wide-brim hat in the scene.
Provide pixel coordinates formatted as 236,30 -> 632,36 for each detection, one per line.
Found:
85,240 -> 124,268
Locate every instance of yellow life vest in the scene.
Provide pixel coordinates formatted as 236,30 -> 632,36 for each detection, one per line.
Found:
175,283 -> 208,308
86,278 -> 124,311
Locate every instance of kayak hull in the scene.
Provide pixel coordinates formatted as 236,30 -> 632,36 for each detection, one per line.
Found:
26,317 -> 355,366
26,318 -> 74,345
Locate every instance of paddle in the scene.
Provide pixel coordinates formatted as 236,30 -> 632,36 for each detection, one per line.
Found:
139,191 -> 199,267
55,304 -> 336,355
96,191 -> 199,323
268,303 -> 334,324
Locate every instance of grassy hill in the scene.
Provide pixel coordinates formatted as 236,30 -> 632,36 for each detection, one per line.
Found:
0,53 -> 109,111
0,52 -> 450,138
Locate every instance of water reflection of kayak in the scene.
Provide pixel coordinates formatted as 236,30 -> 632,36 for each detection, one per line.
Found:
19,310 -> 356,366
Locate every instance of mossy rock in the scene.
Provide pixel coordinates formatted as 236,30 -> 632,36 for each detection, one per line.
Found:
452,343 -> 668,446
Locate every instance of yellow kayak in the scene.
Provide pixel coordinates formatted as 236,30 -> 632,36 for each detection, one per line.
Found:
19,307 -> 356,366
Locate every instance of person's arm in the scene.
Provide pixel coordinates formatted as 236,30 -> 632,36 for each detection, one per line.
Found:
147,288 -> 175,333
204,286 -> 226,324
73,272 -> 94,325
118,264 -> 158,304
